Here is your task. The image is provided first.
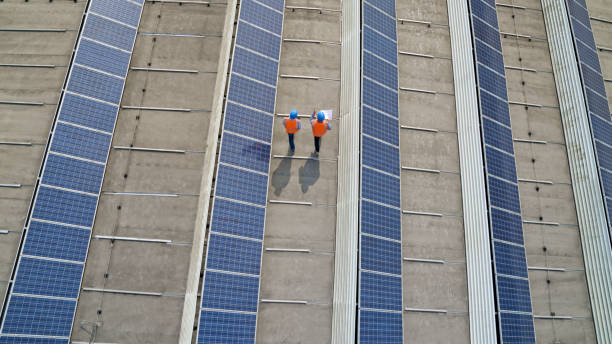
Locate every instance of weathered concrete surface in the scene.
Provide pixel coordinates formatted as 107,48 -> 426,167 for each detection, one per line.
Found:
256,5 -> 340,343
71,2 -> 225,342
0,0 -> 86,311
397,0 -> 469,342
499,5 -> 596,342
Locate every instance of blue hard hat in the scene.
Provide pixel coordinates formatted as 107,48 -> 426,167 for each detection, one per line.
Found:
317,111 -> 325,122
289,110 -> 298,119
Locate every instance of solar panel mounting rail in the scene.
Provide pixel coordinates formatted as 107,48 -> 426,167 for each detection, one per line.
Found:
0,0 -> 144,342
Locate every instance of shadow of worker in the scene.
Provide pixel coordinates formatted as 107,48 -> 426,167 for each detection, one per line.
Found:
271,148 -> 293,196
299,152 -> 320,193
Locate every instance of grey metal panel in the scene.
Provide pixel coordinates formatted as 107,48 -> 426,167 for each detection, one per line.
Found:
178,1 -> 237,342
541,1 -> 612,342
446,0 -> 497,342
330,0 -> 360,341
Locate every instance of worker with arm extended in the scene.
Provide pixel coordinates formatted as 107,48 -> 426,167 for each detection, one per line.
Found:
310,110 -> 331,154
283,109 -> 301,152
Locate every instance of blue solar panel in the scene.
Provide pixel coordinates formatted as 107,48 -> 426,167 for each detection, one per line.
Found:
198,310 -> 256,344
595,141 -> 612,171
362,106 -> 399,146
490,208 -> 524,245
232,47 -> 279,86
488,176 -> 521,214
210,198 -> 265,240
571,18 -> 596,48
576,40 -> 601,73
227,74 -> 276,114
219,133 -> 271,174
89,0 -> 142,27
585,87 -> 610,118
362,167 -> 401,208
365,0 -> 395,18
485,146 -> 517,183
1,296 -> 75,337
591,115 -> 612,145
82,14 -> 137,51
12,257 -> 83,298
493,241 -> 528,278
472,17 -> 502,52
475,39 -> 505,75
215,164 -> 268,206
32,186 -> 98,228
477,64 -> 508,100
235,21 -> 281,60
363,51 -> 398,90
600,169 -> 612,196
50,123 -> 112,163
58,92 -> 118,133
22,221 -> 90,262
75,39 -> 131,77
362,135 -> 399,176
363,78 -> 398,117
241,0 -> 283,35
479,89 -> 510,127
67,65 -> 124,104
361,235 -> 402,275
0,337 -> 68,344
482,117 -> 514,154
359,271 -> 402,311
256,0 -> 284,11
201,271 -> 259,312
42,154 -> 105,194
567,0 -> 590,26
363,2 -> 396,41
363,26 -> 397,65
470,0 -> 498,25
581,63 -> 606,97
496,276 -> 533,313
359,309 -> 403,344
499,312 -> 536,344
206,234 -> 262,275
224,102 -> 273,143
361,200 -> 402,241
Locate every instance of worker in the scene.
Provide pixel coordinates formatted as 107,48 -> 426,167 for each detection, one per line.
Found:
283,109 -> 301,151
311,110 -> 331,154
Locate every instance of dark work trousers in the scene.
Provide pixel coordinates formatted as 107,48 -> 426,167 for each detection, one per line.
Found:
314,136 -> 321,152
288,133 -> 295,151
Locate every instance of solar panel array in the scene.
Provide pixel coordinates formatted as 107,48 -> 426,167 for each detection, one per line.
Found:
0,0 -> 143,342
359,1 -> 403,342
196,0 -> 283,342
468,0 -> 536,342
565,0 -> 612,231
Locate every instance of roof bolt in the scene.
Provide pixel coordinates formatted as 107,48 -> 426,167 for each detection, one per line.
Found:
124,173 -> 128,179
543,246 -> 547,252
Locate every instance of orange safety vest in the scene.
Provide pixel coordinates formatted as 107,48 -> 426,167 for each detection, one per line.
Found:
284,118 -> 300,134
312,119 -> 328,137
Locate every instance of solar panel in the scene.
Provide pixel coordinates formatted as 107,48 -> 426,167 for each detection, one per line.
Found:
58,92 -> 118,133
197,1 -> 284,342
0,0 -> 143,340
82,14 -> 137,51
359,1 -> 403,341
74,38 -> 131,77
469,1 -> 536,341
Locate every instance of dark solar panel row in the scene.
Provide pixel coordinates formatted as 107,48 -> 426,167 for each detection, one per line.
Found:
196,0 -> 284,343
566,0 -> 612,228
0,0 -> 144,341
468,0 -> 536,342
359,1 -> 403,343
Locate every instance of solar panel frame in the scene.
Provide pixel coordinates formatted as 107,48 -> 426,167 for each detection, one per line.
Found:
0,0 -> 144,339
